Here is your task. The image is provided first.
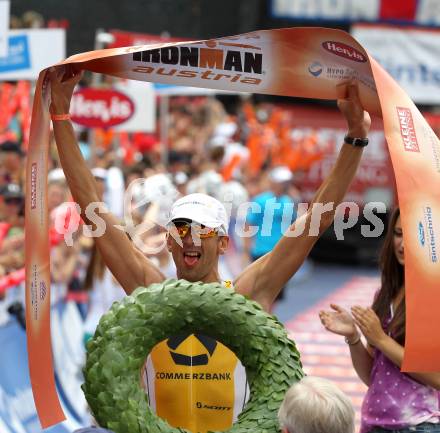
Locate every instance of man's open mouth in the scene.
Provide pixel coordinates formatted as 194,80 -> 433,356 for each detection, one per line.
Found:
183,251 -> 201,266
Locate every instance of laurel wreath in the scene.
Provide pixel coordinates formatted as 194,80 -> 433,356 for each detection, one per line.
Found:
82,279 -> 304,433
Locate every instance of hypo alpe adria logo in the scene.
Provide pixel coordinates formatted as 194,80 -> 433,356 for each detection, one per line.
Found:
308,61 -> 323,77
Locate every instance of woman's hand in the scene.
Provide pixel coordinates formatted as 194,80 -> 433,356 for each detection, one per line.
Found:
319,304 -> 358,340
47,66 -> 83,115
351,306 -> 387,348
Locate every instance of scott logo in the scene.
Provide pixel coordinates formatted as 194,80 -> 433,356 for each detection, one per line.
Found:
196,401 -> 231,411
396,107 -> 419,152
418,222 -> 425,246
308,61 -> 323,77
322,41 -> 367,63
40,281 -> 47,301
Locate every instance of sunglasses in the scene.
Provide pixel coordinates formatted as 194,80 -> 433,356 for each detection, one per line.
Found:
170,221 -> 218,239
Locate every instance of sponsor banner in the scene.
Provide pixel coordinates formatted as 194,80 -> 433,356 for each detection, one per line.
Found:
0,29 -> 65,81
352,24 -> 440,105
370,57 -> 440,370
271,0 -> 440,26
70,83 -> 155,132
272,0 -> 380,22
0,0 -> 9,57
27,27 -> 440,426
396,107 -> 419,152
26,70 -> 65,427
108,31 -> 228,102
71,87 -> 135,129
113,79 -> 155,132
0,35 -> 30,73
146,334 -> 243,431
416,207 -> 438,264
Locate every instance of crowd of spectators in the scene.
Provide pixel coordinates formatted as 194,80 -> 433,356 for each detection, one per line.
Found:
9,9 -> 69,30
0,76 -> 321,331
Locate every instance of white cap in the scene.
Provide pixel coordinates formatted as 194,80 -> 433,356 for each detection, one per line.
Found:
186,170 -> 223,196
168,193 -> 229,235
131,173 -> 179,226
209,135 -> 229,148
48,168 -> 65,183
213,122 -> 237,139
140,173 -> 177,204
217,181 -> 249,213
92,167 -> 107,180
174,171 -> 188,185
269,166 -> 293,183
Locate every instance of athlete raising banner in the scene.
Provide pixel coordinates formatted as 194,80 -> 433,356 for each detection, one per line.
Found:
48,66 -> 370,433
27,28 -> 440,429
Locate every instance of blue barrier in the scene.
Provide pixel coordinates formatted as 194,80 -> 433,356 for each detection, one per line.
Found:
0,302 -> 89,433
0,384 -> 26,433
51,302 -> 89,424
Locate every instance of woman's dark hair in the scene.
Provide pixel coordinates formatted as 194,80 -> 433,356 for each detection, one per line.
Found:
84,243 -> 105,291
372,207 -> 405,344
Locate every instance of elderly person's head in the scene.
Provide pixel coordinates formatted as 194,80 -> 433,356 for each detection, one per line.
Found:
278,376 -> 355,433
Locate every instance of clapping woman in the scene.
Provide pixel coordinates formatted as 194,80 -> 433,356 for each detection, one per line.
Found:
319,207 -> 440,433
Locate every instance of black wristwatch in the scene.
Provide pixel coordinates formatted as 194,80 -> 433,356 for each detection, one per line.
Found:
344,135 -> 369,147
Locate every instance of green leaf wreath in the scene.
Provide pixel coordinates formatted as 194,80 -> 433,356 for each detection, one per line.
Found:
82,279 -> 304,433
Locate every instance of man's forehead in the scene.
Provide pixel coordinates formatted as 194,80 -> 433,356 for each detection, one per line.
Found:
171,218 -> 193,225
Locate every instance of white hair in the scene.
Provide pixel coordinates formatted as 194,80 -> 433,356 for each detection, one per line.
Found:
278,376 -> 355,433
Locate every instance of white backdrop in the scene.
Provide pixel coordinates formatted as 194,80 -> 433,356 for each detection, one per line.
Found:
271,0 -> 440,25
352,25 -> 440,105
0,0 -> 10,57
0,28 -> 65,81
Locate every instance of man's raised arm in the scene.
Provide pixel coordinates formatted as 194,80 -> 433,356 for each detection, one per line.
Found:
235,82 -> 371,311
48,67 -> 164,294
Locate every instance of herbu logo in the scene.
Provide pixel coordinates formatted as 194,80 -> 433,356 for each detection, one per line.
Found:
132,41 -> 263,86
322,41 -> 367,63
167,334 -> 217,366
396,107 -> 420,152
